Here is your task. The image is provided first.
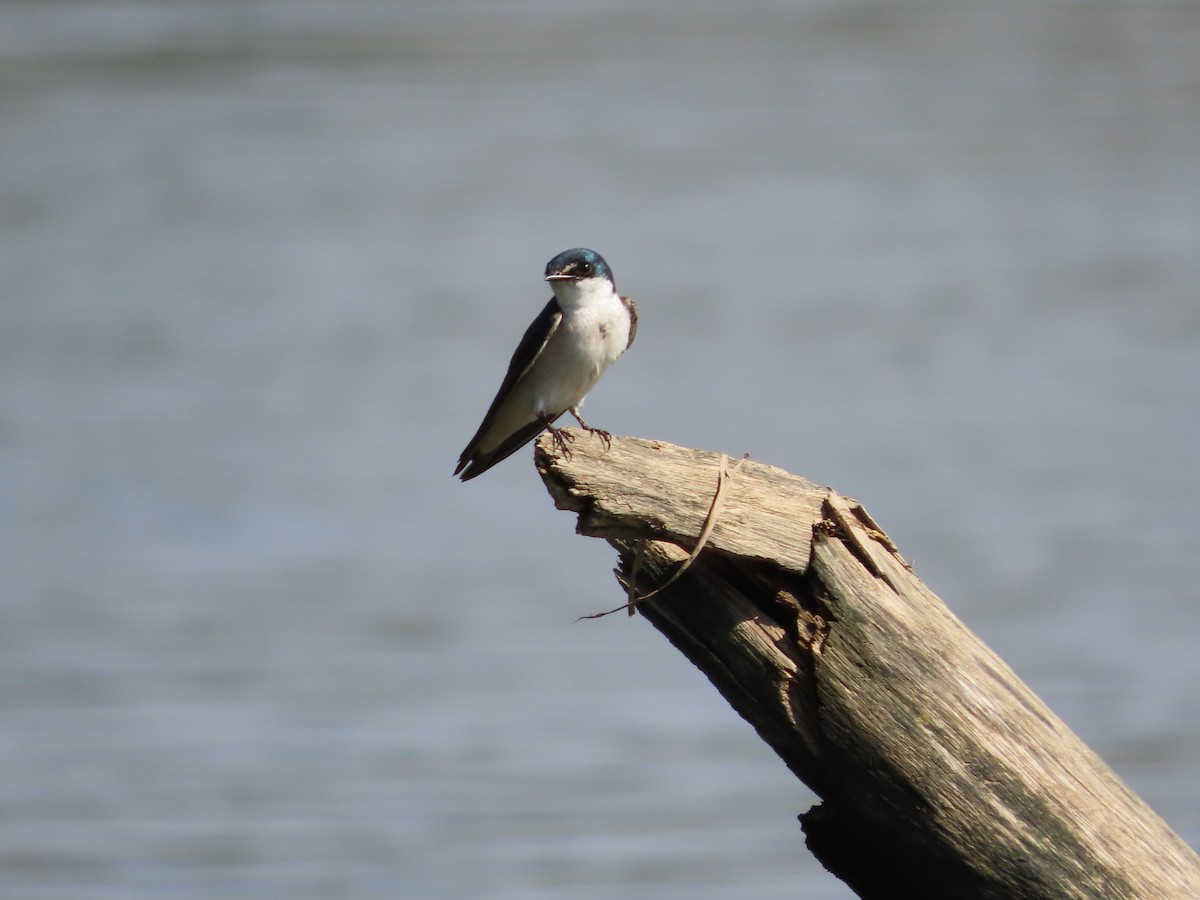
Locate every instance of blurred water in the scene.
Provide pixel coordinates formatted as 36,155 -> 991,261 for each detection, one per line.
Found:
2,1 -> 1199,897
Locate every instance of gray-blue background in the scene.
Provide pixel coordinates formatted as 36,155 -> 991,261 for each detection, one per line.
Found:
3,2 -> 1198,897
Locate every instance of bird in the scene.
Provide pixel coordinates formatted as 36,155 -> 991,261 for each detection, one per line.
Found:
454,247 -> 637,481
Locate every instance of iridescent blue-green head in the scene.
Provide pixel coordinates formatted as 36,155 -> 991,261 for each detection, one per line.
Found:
544,248 -> 614,287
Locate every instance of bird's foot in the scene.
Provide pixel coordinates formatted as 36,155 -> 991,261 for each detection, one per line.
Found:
587,427 -> 613,450
542,417 -> 576,459
567,407 -> 612,450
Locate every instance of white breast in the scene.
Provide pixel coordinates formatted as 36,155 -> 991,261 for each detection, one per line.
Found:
531,278 -> 631,415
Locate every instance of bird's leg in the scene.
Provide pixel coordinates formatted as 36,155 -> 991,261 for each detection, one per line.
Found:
540,413 -> 575,459
568,406 -> 612,450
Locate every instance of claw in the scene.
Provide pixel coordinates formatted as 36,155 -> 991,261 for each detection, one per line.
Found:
549,426 -> 574,459
568,407 -> 613,451
540,415 -> 576,460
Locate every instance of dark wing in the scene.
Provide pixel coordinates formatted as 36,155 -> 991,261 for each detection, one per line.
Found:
621,295 -> 637,350
454,413 -> 564,481
454,298 -> 562,479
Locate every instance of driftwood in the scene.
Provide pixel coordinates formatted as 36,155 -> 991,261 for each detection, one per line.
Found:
533,430 -> 1200,899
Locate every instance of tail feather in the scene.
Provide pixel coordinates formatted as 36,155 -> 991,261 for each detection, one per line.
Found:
455,417 -> 555,481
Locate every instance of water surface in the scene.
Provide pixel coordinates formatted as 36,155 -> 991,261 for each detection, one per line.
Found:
3,2 -> 1199,897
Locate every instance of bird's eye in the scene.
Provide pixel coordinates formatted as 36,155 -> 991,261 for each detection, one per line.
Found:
580,263 -> 593,276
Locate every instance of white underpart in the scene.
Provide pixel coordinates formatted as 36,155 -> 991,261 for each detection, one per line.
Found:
535,275 -> 630,414
477,275 -> 630,454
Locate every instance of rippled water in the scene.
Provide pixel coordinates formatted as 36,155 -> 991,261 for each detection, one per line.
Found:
3,2 -> 1199,897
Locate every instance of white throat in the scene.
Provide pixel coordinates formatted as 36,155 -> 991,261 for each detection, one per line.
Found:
549,276 -> 616,313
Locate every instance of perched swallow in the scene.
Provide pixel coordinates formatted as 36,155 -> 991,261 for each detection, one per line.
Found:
454,247 -> 637,481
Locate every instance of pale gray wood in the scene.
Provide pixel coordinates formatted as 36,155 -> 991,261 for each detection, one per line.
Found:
534,429 -> 1200,899
537,432 -> 824,572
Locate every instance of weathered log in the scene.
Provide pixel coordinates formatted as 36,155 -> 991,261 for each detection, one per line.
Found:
533,430 -> 1200,899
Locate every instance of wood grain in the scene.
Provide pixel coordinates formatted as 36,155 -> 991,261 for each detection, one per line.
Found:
534,429 -> 1200,899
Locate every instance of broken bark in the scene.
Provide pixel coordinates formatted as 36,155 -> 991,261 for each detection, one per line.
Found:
534,430 -> 1200,899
